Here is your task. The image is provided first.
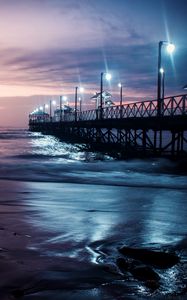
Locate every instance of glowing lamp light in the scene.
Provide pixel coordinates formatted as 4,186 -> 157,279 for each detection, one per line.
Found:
63,96 -> 67,101
39,106 -> 43,111
79,87 -> 84,93
35,108 -> 39,112
160,68 -> 164,74
118,83 -> 122,88
52,100 -> 56,105
105,73 -> 112,81
166,43 -> 175,54
45,104 -> 49,109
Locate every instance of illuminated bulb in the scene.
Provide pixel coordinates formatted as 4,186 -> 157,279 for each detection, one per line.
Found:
160,68 -> 164,74
79,87 -> 84,93
105,73 -> 112,81
118,83 -> 122,88
167,43 -> 175,54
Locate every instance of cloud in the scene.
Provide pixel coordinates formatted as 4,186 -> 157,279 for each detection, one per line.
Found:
0,0 -> 186,99
0,43 -> 156,94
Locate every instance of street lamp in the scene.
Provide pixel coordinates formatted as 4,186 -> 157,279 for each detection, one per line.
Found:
63,95 -> 68,102
43,104 -> 49,113
75,86 -> 84,121
78,97 -> 82,112
118,83 -> 123,118
100,72 -> 111,119
160,68 -> 165,99
49,100 -> 56,121
60,95 -> 68,121
118,83 -> 123,106
59,96 -> 62,121
157,41 -> 175,116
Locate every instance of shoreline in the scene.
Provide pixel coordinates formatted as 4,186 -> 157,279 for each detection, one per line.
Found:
0,180 -> 125,300
0,179 -> 187,299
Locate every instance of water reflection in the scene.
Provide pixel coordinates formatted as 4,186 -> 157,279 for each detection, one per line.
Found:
1,128 -> 187,297
29,132 -> 112,162
25,181 -> 187,252
145,190 -> 187,245
23,180 -> 187,296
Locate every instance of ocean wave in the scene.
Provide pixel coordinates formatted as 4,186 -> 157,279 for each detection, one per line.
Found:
0,161 -> 186,190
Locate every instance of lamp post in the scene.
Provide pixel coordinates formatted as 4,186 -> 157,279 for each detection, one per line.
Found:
49,100 -> 56,121
100,72 -> 111,119
49,100 -> 52,120
60,96 -> 67,121
75,87 -> 78,121
78,97 -> 82,112
160,68 -> 165,99
118,83 -> 123,118
60,96 -> 62,121
44,104 -> 48,113
157,41 -> 175,116
75,87 -> 84,121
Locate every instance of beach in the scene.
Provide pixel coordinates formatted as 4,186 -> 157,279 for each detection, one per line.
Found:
0,128 -> 187,299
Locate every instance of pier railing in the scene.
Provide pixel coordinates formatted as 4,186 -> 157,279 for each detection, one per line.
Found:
66,94 -> 187,122
30,94 -> 187,123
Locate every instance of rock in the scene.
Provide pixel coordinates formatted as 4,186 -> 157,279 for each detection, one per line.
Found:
116,257 -> 160,289
131,265 -> 160,282
116,257 -> 130,272
145,279 -> 160,290
118,246 -> 179,269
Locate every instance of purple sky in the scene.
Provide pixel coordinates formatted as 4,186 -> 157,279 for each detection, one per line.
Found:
0,0 -> 187,126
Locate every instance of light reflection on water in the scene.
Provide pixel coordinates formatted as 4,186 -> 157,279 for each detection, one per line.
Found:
25,181 -> 187,250
23,180 -> 187,296
29,133 -> 84,161
1,128 -> 187,297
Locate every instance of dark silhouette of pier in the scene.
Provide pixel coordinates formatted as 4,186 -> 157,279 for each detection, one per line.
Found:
29,94 -> 187,158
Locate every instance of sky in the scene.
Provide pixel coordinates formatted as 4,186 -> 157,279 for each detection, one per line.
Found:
0,0 -> 187,127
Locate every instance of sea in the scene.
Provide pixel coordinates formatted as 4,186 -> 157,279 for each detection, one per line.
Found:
0,127 -> 187,299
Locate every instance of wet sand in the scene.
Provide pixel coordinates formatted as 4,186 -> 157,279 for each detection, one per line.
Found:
0,180 -> 133,300
0,179 -> 187,300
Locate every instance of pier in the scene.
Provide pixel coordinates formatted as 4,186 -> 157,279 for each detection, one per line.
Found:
29,94 -> 187,158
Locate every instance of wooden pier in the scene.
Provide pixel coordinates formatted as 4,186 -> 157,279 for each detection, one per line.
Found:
29,94 -> 187,158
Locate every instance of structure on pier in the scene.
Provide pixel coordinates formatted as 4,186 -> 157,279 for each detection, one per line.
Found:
29,94 -> 187,158
91,91 -> 114,108
29,110 -> 49,122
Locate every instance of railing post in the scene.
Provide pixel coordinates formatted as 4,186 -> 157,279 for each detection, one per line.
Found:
182,95 -> 186,115
120,105 -> 123,118
171,97 -> 174,116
